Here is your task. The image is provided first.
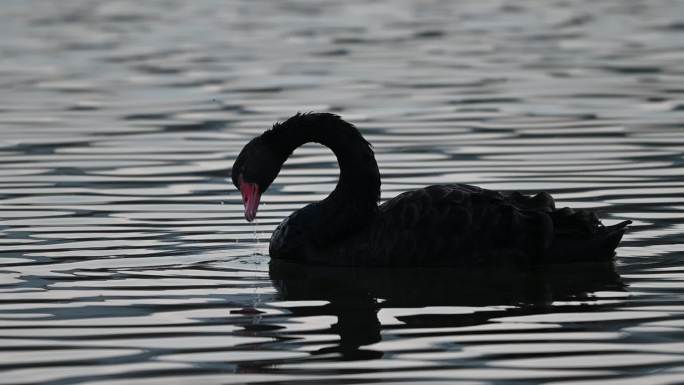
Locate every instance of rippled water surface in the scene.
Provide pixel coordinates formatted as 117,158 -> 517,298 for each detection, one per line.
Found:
2,1 -> 684,384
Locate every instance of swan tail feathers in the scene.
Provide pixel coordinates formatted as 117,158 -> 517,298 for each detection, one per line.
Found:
545,208 -> 631,263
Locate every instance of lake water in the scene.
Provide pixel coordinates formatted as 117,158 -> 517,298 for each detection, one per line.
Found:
1,1 -> 684,384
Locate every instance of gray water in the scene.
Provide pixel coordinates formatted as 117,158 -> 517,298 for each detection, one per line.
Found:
1,1 -> 684,384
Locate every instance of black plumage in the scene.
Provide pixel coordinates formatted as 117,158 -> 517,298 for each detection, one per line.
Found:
231,112 -> 630,267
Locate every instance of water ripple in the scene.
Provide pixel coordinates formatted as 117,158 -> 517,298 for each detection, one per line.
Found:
1,0 -> 683,384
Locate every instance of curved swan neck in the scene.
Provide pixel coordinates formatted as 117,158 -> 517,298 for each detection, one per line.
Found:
263,113 -> 381,206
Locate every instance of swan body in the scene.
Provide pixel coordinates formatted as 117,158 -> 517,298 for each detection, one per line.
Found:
231,113 -> 630,267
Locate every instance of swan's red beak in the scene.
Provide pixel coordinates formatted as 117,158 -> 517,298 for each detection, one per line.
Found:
238,177 -> 261,222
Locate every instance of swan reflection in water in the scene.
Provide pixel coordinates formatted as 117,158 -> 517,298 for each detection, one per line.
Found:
269,260 -> 625,359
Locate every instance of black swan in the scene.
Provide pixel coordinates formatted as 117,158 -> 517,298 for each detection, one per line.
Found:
231,112 -> 630,267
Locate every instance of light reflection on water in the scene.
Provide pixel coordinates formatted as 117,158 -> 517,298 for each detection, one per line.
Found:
1,0 -> 684,384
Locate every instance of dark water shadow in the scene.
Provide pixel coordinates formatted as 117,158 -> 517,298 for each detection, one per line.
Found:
269,260 -> 625,359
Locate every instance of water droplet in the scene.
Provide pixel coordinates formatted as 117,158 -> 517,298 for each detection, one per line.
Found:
252,219 -> 259,252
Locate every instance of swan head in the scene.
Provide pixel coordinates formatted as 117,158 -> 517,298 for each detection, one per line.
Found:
231,136 -> 282,222
231,112 -> 376,223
